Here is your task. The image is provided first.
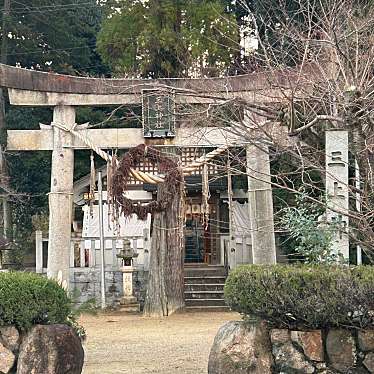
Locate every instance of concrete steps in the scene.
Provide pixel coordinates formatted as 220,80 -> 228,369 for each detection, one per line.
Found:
184,283 -> 225,292
184,276 -> 226,285
184,266 -> 227,277
184,265 -> 229,311
113,297 -> 140,313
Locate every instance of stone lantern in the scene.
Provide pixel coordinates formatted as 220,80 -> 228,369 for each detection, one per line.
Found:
116,239 -> 140,312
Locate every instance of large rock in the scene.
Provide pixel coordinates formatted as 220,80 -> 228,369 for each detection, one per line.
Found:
326,329 -> 356,373
0,326 -> 20,352
0,341 -> 15,373
270,329 -> 290,344
272,341 -> 315,373
363,352 -> 374,373
358,331 -> 374,352
208,320 -> 273,374
291,330 -> 324,362
17,324 -> 84,374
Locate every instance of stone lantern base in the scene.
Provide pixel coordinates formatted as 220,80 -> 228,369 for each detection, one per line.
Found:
118,296 -> 140,313
118,265 -> 140,313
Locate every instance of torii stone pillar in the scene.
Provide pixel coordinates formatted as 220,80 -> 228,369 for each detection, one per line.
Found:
47,106 -> 75,288
246,143 -> 277,264
325,130 -> 349,261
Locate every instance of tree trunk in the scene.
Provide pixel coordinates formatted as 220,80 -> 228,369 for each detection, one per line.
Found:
143,165 -> 185,317
351,120 -> 374,250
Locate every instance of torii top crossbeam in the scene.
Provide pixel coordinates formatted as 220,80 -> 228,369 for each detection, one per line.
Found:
0,63 -> 316,106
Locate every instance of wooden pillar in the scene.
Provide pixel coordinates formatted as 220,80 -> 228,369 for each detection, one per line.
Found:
246,143 -> 276,264
325,130 -> 349,261
47,106 -> 75,288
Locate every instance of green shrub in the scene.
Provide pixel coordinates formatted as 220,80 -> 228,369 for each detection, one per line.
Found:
0,271 -> 72,331
280,195 -> 342,264
224,265 -> 374,330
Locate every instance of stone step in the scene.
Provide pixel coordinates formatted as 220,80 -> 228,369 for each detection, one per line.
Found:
184,290 -> 224,299
116,303 -> 140,313
185,298 -> 227,307
183,265 -> 227,310
184,283 -> 225,292
184,267 -> 227,277
184,276 -> 226,284
184,264 -> 224,269
184,269 -> 226,277
185,305 -> 230,312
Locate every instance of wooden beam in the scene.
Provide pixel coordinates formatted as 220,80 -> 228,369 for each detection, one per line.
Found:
6,126 -> 242,151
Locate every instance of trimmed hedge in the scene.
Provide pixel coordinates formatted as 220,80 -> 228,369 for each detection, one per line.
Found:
0,271 -> 72,331
224,265 -> 374,330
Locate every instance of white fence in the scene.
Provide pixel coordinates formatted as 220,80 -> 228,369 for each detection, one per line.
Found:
35,230 -> 151,274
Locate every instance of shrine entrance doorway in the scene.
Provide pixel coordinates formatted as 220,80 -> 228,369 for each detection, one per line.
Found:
184,196 -> 220,265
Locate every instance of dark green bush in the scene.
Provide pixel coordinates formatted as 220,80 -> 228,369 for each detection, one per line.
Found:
224,265 -> 374,330
0,271 -> 72,331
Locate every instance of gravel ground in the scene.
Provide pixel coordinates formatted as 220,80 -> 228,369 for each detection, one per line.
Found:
81,310 -> 239,374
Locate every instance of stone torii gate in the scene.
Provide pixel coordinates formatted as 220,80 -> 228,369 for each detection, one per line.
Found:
0,63 -> 283,288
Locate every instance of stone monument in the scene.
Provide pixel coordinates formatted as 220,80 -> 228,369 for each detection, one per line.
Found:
116,239 -> 140,312
325,130 -> 349,261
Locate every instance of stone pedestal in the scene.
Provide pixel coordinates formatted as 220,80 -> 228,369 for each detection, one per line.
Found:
116,239 -> 140,312
119,263 -> 140,313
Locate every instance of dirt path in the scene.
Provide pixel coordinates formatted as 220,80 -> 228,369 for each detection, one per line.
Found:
81,311 -> 239,374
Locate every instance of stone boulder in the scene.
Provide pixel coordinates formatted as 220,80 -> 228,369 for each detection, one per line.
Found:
358,331 -> 374,352
0,326 -> 20,353
363,352 -> 374,373
326,329 -> 356,373
291,330 -> 324,362
270,329 -> 290,344
272,341 -> 315,373
0,341 -> 15,373
208,320 -> 273,374
17,324 -> 84,374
